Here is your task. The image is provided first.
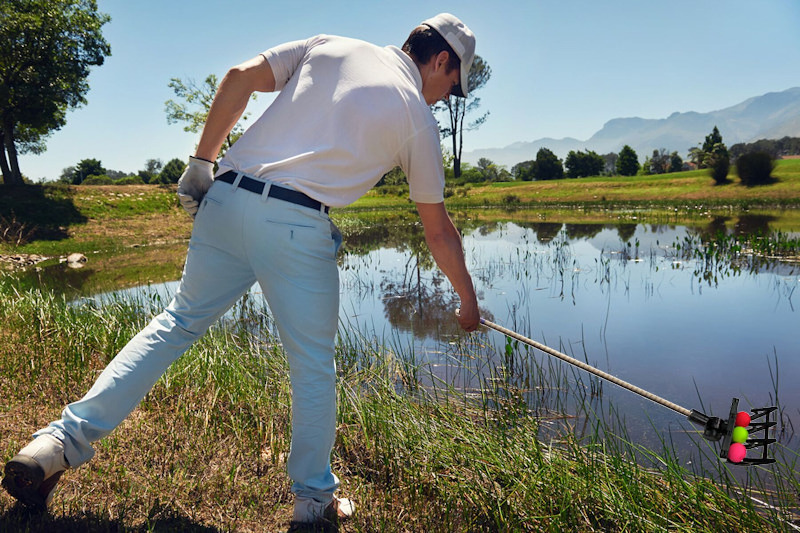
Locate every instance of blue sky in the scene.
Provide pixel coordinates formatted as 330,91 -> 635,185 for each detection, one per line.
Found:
18,0 -> 800,181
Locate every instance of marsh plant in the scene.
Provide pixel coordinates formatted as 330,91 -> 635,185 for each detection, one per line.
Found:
1,276 -> 798,531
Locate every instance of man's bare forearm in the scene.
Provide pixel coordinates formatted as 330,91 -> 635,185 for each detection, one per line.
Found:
195,55 -> 277,162
416,202 -> 479,331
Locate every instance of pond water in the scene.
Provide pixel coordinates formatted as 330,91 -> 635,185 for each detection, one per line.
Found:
28,214 -> 800,467
335,219 -> 800,464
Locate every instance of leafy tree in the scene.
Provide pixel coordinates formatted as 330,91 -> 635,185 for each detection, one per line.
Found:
687,147 -> 705,169
512,160 -> 536,181
702,126 -> 723,153
689,125 -> 725,170
106,169 -> 127,180
64,158 -> 105,184
457,163 -> 484,183
696,126 -> 730,184
137,159 -> 163,184
565,150 -> 604,178
639,156 -> 652,175
156,158 -> 186,184
59,165 -> 76,184
0,0 -> 111,186
616,145 -> 639,176
474,157 -> 510,181
434,55 -> 491,179
706,142 -> 730,184
691,126 -> 730,180
602,152 -> 618,176
669,151 -> 683,173
651,149 -> 684,174
165,75 -> 257,160
376,166 -> 407,187
729,136 -> 800,160
534,148 -> 563,180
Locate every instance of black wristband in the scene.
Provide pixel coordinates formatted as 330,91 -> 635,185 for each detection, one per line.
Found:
191,155 -> 214,164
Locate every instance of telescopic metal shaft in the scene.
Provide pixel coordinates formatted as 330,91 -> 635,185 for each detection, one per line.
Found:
479,317 -> 693,418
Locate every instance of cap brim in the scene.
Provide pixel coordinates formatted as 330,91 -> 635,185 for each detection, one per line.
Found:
453,55 -> 470,98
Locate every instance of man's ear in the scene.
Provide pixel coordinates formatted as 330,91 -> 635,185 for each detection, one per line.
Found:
435,50 -> 450,71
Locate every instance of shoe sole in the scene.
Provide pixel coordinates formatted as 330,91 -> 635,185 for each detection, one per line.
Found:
2,455 -> 47,509
291,497 -> 354,527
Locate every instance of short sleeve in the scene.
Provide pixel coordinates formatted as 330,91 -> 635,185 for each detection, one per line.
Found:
397,123 -> 446,204
261,36 -> 323,91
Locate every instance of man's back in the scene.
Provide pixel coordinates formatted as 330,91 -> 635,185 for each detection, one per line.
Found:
220,34 -> 444,207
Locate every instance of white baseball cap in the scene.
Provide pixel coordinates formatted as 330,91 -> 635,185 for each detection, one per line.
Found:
421,13 -> 475,98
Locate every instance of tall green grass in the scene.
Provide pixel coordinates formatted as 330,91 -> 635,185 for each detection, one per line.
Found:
0,279 -> 797,531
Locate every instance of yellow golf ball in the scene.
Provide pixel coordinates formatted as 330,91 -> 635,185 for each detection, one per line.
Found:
732,426 -> 748,444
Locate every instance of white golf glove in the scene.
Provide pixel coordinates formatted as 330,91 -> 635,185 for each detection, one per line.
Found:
177,156 -> 214,217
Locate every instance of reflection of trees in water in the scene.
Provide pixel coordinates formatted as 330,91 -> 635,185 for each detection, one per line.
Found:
648,224 -> 678,235
734,214 -> 775,236
477,221 -> 502,237
516,222 -> 639,244
380,252 -> 492,339
678,214 -> 797,287
16,262 -> 94,295
615,224 -> 637,243
343,213 -> 696,261
515,222 -> 563,243
341,211 -> 795,331
341,217 -> 492,338
696,216 -> 730,239
381,271 -> 461,339
692,214 -> 776,241
564,224 -> 603,240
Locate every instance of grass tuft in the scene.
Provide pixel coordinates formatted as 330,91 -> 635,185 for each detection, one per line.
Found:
1,280 -> 797,531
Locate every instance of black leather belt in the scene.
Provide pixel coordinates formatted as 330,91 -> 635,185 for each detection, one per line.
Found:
216,171 -> 329,214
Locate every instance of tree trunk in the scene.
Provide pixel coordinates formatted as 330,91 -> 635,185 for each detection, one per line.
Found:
0,129 -> 11,183
451,133 -> 460,178
1,120 -> 24,186
448,99 -> 461,179
457,99 -> 466,179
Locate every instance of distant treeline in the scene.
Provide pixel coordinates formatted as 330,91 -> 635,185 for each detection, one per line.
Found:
729,136 -> 800,160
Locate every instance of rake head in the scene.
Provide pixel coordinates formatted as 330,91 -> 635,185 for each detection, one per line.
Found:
688,398 -> 777,466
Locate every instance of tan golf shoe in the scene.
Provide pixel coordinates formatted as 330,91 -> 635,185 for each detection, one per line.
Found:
291,495 -> 355,526
2,435 -> 70,509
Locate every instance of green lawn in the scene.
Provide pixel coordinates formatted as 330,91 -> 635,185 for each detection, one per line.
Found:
2,160 -> 799,258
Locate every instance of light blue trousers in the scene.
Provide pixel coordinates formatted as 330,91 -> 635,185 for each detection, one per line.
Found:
36,178 -> 343,502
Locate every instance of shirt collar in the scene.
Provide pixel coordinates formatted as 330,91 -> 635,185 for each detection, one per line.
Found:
386,45 -> 423,92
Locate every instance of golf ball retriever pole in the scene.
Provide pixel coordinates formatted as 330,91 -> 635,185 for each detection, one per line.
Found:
474,315 -> 777,465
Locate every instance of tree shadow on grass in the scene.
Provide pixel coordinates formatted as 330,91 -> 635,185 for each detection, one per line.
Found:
0,184 -> 87,243
0,501 -> 223,532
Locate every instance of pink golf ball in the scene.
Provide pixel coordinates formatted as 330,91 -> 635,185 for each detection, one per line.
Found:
735,411 -> 751,428
728,442 -> 747,463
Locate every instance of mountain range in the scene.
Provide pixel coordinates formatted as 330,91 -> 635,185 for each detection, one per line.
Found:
463,87 -> 800,169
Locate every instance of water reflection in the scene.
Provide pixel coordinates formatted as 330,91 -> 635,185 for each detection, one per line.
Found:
15,213 -> 800,465
339,217 -> 799,463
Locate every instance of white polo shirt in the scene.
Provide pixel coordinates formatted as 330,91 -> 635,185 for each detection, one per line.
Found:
217,35 -> 445,207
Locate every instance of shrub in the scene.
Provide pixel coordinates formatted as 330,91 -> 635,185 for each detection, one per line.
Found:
736,151 -> 774,186
460,166 -> 484,183
502,194 -> 521,207
376,184 -> 408,196
81,174 -> 113,185
0,214 -> 34,246
710,156 -> 730,184
115,176 -> 145,185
